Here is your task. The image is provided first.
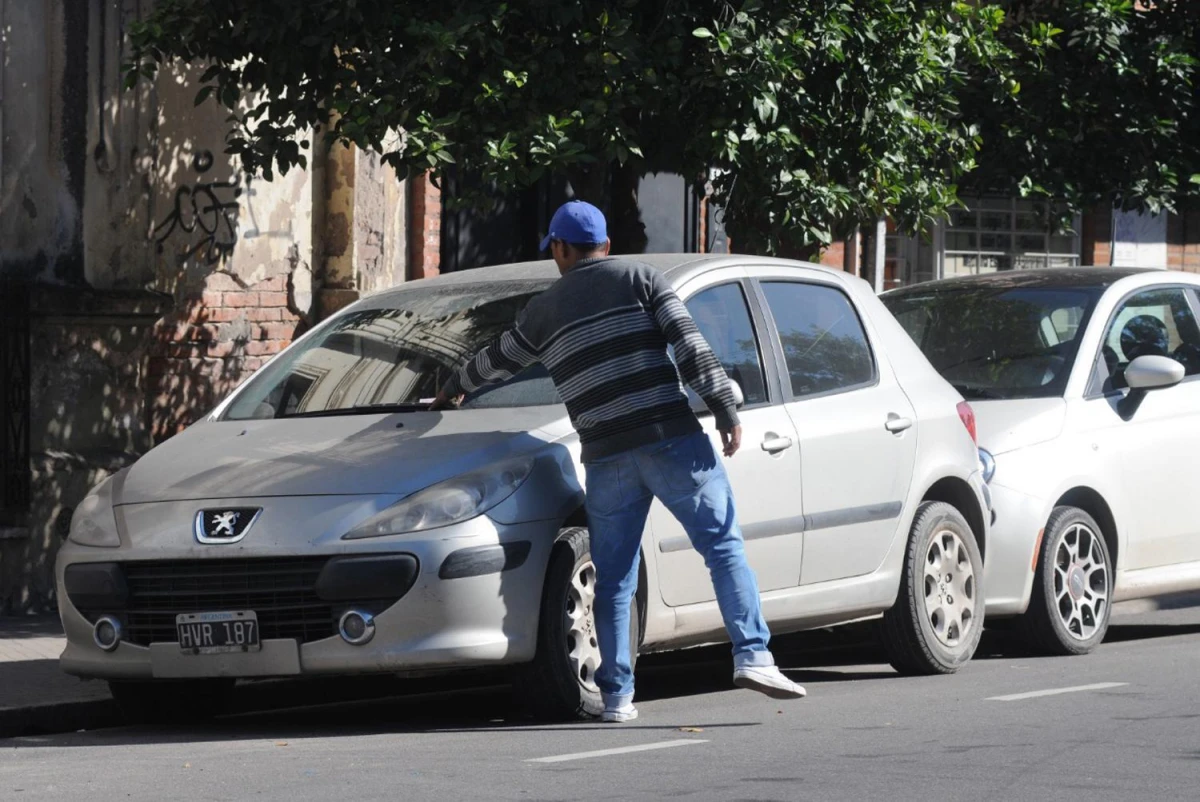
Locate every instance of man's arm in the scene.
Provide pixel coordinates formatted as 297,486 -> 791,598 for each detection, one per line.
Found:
647,273 -> 742,453
432,324 -> 540,409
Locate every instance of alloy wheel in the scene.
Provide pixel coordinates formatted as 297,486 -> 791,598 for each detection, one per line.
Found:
564,559 -> 600,692
1053,523 -> 1110,641
923,529 -> 977,648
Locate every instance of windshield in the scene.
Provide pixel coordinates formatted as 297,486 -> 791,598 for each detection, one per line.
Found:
882,286 -> 1102,399
223,280 -> 559,420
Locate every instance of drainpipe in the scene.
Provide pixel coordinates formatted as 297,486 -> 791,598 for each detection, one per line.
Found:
873,217 -> 887,294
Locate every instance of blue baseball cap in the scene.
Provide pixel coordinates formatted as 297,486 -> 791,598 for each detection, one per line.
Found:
539,200 -> 608,251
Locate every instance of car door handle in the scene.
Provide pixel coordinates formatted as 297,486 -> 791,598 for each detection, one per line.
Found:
761,435 -> 794,453
885,414 -> 913,434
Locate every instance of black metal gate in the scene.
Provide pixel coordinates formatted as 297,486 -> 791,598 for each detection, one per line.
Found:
0,280 -> 31,525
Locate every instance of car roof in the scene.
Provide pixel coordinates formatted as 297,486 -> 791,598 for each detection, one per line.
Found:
367,253 -> 848,303
883,267 -> 1155,297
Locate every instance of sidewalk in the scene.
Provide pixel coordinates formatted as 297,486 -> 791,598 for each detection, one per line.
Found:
0,615 -> 120,738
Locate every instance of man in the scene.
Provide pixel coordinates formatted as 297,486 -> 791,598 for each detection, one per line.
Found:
433,200 -> 805,722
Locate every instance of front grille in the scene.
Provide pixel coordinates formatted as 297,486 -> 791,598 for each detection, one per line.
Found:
109,557 -> 333,646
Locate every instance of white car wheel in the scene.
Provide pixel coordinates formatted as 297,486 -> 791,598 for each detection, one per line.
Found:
1020,506 -> 1112,655
565,559 -> 601,693
881,501 -> 984,674
514,527 -> 637,719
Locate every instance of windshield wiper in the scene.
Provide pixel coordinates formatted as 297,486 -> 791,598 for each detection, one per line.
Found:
940,347 -> 1061,372
278,402 -> 430,419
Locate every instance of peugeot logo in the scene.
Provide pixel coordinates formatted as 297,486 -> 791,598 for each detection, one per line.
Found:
195,508 -> 261,544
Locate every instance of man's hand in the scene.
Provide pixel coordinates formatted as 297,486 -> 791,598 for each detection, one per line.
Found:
429,389 -> 464,411
719,425 -> 742,458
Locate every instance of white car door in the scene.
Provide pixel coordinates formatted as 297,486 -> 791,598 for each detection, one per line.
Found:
754,275 -> 919,586
649,269 -> 805,607
1082,285 -> 1200,569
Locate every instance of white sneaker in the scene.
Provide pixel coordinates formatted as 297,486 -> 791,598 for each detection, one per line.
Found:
733,665 -> 807,700
600,703 -> 639,723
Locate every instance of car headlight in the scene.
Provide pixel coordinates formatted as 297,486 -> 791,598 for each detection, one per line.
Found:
342,456 -> 536,539
978,448 -> 996,484
69,477 -> 121,548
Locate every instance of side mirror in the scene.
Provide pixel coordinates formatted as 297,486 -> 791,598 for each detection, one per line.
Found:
1125,355 -> 1185,391
688,378 -> 745,415
1117,355 -> 1185,419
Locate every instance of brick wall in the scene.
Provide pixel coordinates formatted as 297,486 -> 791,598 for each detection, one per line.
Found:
1082,206 -> 1200,271
819,240 -> 846,270
408,174 -> 442,280
1080,206 -> 1113,266
145,273 -> 305,442
1167,209 -> 1200,273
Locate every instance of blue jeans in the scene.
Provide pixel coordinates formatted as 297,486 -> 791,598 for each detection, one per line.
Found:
584,431 -> 774,708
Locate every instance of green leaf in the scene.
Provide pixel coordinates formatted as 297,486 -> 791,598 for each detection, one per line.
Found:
194,85 -> 215,107
693,27 -> 714,39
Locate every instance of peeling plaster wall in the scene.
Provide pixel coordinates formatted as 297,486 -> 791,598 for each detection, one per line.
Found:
355,149 -> 406,295
0,0 -> 83,282
148,63 -> 315,299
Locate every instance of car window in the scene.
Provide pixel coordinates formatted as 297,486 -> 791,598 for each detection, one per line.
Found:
761,281 -> 874,398
1095,287 -> 1200,392
223,280 -> 559,419
883,286 -> 1098,400
683,283 -> 768,406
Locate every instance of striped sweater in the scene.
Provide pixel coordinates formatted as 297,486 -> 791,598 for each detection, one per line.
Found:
442,257 -> 740,462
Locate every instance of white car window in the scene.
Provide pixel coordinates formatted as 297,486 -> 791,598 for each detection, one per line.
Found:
761,282 -> 875,398
684,283 -> 769,406
1096,287 -> 1200,391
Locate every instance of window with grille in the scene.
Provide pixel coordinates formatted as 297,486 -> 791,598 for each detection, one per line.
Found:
943,198 -> 1080,277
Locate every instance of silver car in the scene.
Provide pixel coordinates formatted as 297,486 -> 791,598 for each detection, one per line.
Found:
57,255 -> 989,721
884,268 -> 1200,656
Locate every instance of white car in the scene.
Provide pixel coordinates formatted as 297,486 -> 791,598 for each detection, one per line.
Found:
884,268 -> 1200,655
57,255 -> 988,722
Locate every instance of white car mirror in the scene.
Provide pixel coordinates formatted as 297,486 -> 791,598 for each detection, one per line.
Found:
1125,355 -> 1185,391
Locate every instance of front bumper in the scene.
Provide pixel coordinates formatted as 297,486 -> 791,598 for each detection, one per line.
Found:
981,481 -> 1046,617
56,513 -> 558,681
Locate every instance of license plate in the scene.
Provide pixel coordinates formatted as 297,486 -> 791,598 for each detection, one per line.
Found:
176,611 -> 261,654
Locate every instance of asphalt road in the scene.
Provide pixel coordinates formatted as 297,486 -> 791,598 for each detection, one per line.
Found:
4,599 -> 1200,802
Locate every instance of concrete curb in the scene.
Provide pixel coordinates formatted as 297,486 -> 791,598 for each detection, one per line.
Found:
0,698 -> 123,740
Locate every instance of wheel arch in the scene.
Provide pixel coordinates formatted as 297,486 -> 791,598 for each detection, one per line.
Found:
922,476 -> 987,560
1053,486 -> 1119,571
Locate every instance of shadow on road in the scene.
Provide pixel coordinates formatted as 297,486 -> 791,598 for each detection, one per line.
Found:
1102,621 -> 1200,644
11,604 -> 1200,748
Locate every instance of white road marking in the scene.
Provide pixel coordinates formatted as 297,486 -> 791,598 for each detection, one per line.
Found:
527,739 -> 709,764
986,682 -> 1129,702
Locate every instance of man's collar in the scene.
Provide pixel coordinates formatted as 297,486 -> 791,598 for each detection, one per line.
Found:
565,256 -> 612,273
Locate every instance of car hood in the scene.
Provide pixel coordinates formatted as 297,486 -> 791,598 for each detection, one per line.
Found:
117,407 -> 576,505
972,398 -> 1067,457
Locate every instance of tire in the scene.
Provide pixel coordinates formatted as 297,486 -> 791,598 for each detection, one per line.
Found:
514,527 -> 639,720
1018,506 -> 1112,656
108,678 -> 235,725
881,501 -> 985,675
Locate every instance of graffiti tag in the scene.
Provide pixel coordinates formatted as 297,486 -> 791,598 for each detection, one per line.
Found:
153,151 -> 242,264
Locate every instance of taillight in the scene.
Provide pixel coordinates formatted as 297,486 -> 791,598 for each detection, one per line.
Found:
957,401 -> 977,445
